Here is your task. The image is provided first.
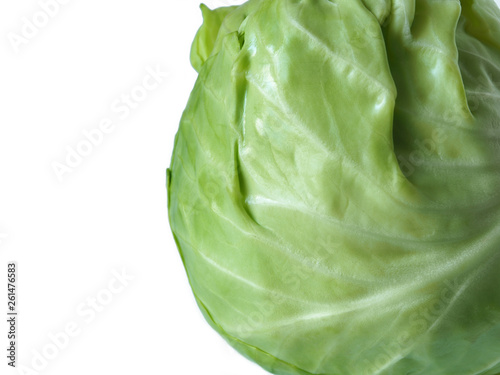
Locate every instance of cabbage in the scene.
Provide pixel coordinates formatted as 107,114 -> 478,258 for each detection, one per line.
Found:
167,0 -> 500,374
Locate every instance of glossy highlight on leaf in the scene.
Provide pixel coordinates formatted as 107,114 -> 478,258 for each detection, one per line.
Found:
168,0 -> 500,374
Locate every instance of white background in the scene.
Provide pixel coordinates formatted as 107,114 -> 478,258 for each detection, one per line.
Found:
1,1 -> 499,375
0,0 -> 267,374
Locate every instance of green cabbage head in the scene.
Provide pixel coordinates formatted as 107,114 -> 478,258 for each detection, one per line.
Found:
167,0 -> 500,374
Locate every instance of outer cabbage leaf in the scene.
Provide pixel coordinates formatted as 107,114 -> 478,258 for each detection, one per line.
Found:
168,0 -> 500,374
